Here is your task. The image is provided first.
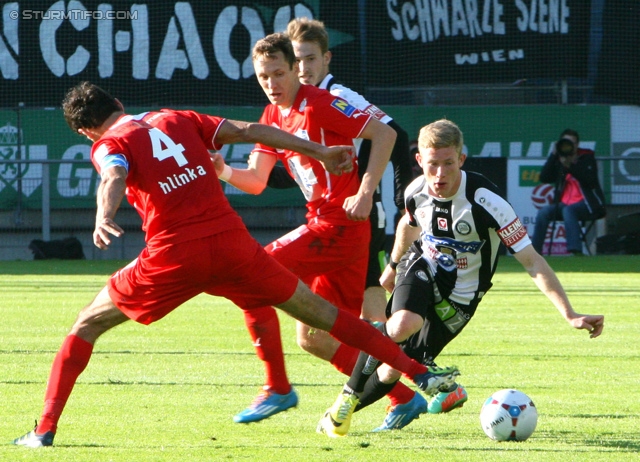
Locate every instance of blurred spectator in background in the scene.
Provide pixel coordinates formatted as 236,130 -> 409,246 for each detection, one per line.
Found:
531,129 -> 606,256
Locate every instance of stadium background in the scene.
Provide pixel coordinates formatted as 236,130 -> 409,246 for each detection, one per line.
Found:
0,1 -> 638,260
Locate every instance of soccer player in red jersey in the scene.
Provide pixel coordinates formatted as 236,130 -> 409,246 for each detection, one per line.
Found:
285,17 -> 424,430
12,82 -> 459,447
211,33 -> 425,424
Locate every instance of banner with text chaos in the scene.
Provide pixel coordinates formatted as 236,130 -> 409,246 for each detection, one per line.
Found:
365,0 -> 590,86
0,1 -> 361,107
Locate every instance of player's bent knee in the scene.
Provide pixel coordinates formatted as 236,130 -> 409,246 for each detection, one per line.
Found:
377,364 -> 402,383
385,310 -> 424,343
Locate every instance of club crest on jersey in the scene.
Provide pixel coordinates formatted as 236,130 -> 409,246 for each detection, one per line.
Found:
437,217 -> 448,231
330,98 -> 357,117
299,98 -> 307,112
455,220 -> 472,235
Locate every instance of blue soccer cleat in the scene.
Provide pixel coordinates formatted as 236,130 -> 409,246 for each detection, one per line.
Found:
372,392 -> 428,431
234,387 -> 298,423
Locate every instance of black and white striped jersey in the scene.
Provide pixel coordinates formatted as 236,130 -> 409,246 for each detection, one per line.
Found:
405,170 -> 531,305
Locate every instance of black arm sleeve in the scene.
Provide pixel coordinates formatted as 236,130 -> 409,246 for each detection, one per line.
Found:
387,120 -> 415,209
267,164 -> 297,189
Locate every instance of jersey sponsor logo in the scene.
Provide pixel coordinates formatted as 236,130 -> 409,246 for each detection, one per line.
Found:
436,246 -> 457,270
425,244 -> 457,270
455,220 -> 472,235
287,156 -> 318,201
294,129 -> 310,141
424,234 -> 484,254
435,300 -> 456,321
435,300 -> 468,334
365,105 -> 388,120
437,217 -> 448,231
497,218 -> 527,247
330,98 -> 357,117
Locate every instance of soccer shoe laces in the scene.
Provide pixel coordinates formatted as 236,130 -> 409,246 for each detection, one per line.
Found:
335,394 -> 358,422
249,389 -> 271,408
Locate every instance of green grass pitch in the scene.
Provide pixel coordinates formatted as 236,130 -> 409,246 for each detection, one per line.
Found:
0,256 -> 639,461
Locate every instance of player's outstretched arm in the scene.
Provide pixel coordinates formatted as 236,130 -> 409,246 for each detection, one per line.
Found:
211,150 -> 276,195
380,214 -> 420,292
514,245 -> 604,338
219,119 -> 353,176
343,119 -> 395,221
94,166 -> 126,250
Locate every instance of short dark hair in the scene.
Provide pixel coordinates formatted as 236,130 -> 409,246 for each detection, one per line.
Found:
252,33 -> 296,69
560,128 -> 580,143
62,81 -> 121,132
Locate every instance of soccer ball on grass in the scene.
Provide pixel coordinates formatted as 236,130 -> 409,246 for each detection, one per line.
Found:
479,389 -> 538,441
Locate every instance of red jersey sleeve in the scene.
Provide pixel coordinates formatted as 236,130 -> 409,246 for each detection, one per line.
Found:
161,109 -> 226,151
309,93 -> 372,140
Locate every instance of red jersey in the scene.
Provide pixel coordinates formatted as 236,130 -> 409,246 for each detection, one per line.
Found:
253,85 -> 372,225
91,110 -> 244,247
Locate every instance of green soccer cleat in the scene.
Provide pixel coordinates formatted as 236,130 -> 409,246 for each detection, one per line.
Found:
372,392 -> 428,431
413,365 -> 461,395
316,392 -> 359,438
428,383 -> 468,414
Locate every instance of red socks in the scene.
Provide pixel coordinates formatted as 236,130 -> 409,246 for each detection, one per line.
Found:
37,335 -> 93,434
329,343 -> 358,375
328,309 -> 427,379
243,307 -> 291,395
387,381 -> 417,406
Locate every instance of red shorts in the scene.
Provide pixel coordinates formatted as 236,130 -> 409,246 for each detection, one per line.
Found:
265,221 -> 370,316
108,228 -> 298,325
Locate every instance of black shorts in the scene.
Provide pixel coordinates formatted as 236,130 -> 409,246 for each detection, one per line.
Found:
386,245 -> 479,364
365,202 -> 387,288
